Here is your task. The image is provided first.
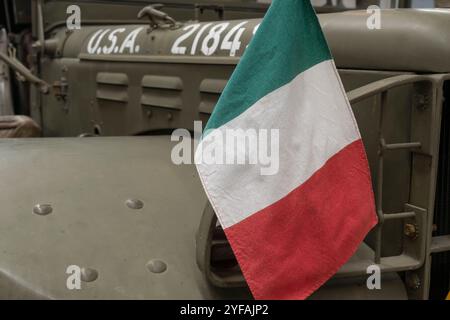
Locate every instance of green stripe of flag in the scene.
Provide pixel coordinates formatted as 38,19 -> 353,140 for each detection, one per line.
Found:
205,0 -> 332,132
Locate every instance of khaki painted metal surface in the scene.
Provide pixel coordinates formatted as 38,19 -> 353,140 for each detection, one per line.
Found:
42,0 -> 269,32
320,9 -> 450,73
53,10 -> 450,69
0,137 -> 408,299
35,10 -> 450,137
0,137 -> 239,299
2,2 -> 447,299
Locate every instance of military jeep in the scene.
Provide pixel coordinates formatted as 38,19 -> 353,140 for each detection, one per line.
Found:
0,0 -> 449,299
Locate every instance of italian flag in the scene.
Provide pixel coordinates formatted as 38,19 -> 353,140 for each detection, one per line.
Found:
196,0 -> 378,299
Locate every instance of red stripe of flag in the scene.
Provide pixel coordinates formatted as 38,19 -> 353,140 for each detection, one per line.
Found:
224,140 -> 378,299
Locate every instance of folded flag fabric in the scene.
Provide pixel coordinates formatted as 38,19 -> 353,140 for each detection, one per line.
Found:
195,0 -> 378,300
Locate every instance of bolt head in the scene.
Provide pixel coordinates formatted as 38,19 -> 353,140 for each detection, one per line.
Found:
33,204 -> 53,216
404,223 -> 418,239
80,268 -> 98,282
146,260 -> 167,274
126,199 -> 144,210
